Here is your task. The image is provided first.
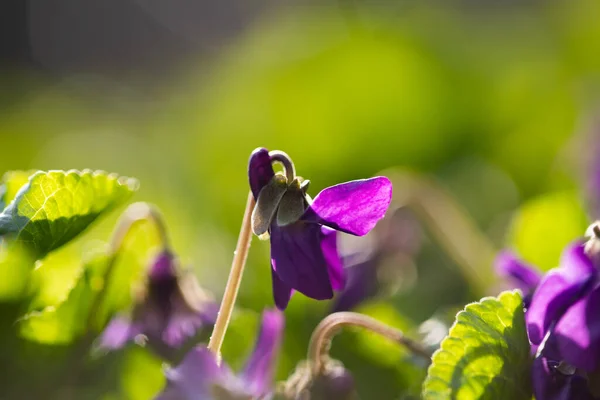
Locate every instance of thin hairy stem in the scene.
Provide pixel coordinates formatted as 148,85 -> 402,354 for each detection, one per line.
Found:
308,312 -> 431,376
207,191 -> 256,359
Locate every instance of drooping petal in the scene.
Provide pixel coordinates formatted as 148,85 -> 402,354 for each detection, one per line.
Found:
97,316 -> 140,349
532,357 -> 594,400
240,309 -> 285,397
301,177 -> 392,236
271,267 -> 293,310
526,243 -> 596,345
248,147 -> 275,200
495,250 -> 542,293
270,222 -> 334,302
554,284 -> 600,371
321,226 -> 345,291
332,257 -> 378,312
162,310 -> 214,348
156,347 -> 231,400
141,253 -> 218,348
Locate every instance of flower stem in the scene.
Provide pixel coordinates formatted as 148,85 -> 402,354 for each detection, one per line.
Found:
86,202 -> 170,331
207,191 -> 256,359
269,150 -> 296,182
307,312 -> 431,376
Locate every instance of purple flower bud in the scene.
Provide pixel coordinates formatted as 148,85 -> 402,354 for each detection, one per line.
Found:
98,250 -> 217,351
307,366 -> 358,400
248,148 -> 393,310
156,309 -> 285,400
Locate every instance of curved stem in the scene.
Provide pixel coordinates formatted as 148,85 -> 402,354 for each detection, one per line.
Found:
269,150 -> 296,182
307,312 -> 431,376
207,191 -> 256,360
86,202 -> 171,331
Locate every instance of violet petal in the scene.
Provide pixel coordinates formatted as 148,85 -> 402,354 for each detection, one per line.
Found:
526,243 -> 596,345
240,309 -> 285,397
98,316 -> 139,350
248,147 -> 275,200
156,347 -> 230,399
301,177 -> 393,236
495,250 -> 542,293
271,267 -> 293,311
321,226 -> 345,291
554,284 -> 600,371
270,222 -> 334,302
532,357 -> 594,400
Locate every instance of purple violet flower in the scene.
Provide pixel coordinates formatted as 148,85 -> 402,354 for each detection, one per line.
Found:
156,309 -> 284,400
517,238 -> 600,399
99,250 -> 217,350
248,148 -> 393,310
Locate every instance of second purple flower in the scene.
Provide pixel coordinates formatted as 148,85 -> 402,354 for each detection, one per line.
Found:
248,148 -> 393,310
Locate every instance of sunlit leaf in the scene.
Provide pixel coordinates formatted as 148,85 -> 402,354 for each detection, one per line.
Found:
422,290 -> 531,400
508,191 -> 588,271
0,170 -> 139,258
0,170 -> 35,210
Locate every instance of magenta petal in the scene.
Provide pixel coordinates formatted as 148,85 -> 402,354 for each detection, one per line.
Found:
162,312 -> 210,348
98,317 -> 139,349
321,226 -> 345,291
301,177 -> 393,236
270,222 -> 334,302
271,268 -> 293,310
495,250 -> 541,293
526,244 -> 596,345
554,285 -> 600,371
240,309 -> 285,397
157,347 -> 230,399
248,147 -> 275,200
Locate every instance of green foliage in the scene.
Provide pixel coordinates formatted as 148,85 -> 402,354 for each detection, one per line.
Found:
508,191 -> 588,271
0,170 -> 139,259
422,291 -> 532,400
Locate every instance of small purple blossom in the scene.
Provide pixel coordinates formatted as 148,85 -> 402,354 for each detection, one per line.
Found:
156,309 -> 284,400
248,148 -> 393,310
511,238 -> 600,399
99,250 -> 217,350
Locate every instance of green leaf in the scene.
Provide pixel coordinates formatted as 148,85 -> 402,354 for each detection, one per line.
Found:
0,170 -> 139,258
508,191 -> 588,271
0,170 -> 36,210
422,290 -> 532,400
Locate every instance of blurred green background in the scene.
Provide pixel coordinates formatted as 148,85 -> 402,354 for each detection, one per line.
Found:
1,0 -> 600,398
